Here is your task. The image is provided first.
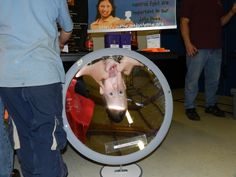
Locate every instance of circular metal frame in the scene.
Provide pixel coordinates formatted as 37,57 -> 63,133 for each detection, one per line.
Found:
62,48 -> 173,165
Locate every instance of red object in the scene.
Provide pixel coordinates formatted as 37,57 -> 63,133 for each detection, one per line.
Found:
66,79 -> 95,143
85,34 -> 94,51
140,48 -> 170,52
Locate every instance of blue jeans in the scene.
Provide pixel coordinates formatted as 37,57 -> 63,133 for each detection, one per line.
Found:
184,49 -> 222,109
0,97 -> 13,177
0,83 -> 67,177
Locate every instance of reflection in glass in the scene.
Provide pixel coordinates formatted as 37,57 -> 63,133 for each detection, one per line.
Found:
65,55 -> 165,156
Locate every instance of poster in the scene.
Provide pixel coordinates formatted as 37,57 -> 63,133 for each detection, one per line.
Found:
88,0 -> 176,33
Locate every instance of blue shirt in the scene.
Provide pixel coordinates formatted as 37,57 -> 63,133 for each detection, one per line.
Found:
0,0 -> 73,87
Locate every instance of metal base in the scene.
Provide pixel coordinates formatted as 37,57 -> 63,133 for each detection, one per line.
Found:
100,164 -> 142,177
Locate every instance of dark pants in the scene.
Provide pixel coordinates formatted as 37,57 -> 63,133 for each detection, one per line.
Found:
0,83 -> 68,177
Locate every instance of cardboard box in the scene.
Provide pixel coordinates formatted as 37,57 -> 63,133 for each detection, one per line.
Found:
105,33 -> 120,48
120,32 -> 131,50
146,34 -> 161,48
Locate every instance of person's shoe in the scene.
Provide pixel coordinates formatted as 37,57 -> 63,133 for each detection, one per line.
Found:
185,108 -> 200,121
12,169 -> 21,177
205,104 -> 225,117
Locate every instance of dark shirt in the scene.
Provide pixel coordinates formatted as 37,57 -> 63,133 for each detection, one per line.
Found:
180,0 -> 224,49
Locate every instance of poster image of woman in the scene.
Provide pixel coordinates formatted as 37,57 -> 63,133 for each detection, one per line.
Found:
90,0 -> 134,30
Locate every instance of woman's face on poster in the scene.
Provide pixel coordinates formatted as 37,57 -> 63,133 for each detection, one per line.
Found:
98,0 -> 113,19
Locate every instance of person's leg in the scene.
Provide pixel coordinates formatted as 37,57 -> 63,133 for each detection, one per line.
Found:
0,83 -> 68,177
0,97 -> 13,177
204,49 -> 225,117
184,50 -> 207,109
204,49 -> 222,107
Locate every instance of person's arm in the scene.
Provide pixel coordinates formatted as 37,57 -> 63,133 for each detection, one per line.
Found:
221,2 -> 236,26
180,17 -> 198,57
59,29 -> 72,50
57,0 -> 73,49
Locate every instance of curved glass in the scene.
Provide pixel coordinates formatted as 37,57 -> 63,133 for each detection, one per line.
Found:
62,48 -> 173,165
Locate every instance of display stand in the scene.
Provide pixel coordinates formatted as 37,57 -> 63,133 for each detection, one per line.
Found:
62,48 -> 173,176
100,164 -> 142,177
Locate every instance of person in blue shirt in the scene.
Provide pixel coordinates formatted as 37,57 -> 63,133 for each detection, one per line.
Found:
0,98 -> 21,177
0,0 -> 73,177
0,97 -> 13,177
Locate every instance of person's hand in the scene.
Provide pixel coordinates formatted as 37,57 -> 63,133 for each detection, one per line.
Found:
75,60 -> 109,86
118,56 -> 143,75
185,42 -> 198,57
231,2 -> 236,14
59,42 -> 64,51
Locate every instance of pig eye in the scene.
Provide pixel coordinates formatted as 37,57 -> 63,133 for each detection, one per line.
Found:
109,92 -> 113,96
119,91 -> 124,95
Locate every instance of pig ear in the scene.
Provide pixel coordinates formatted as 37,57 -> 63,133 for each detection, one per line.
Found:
123,80 -> 126,90
99,86 -> 104,95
